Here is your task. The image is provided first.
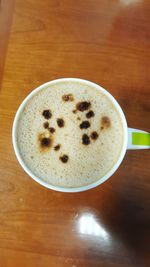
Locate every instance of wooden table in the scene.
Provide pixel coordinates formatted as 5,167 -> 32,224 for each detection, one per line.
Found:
0,1 -> 149,266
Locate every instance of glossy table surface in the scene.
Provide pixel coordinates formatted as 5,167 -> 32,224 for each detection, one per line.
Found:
0,1 -> 150,266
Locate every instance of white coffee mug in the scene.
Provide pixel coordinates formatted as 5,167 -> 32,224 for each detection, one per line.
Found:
12,78 -> 150,192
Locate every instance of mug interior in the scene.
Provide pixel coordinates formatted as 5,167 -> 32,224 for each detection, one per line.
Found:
12,78 -> 128,192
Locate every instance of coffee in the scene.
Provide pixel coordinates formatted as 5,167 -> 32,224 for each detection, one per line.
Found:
17,80 -> 124,188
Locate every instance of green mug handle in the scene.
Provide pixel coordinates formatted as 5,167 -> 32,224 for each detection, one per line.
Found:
127,128 -> 150,150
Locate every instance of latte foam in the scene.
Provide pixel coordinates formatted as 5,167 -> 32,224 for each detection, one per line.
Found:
17,80 -> 124,188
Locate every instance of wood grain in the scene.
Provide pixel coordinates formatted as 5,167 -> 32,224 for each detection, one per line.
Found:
0,1 -> 150,266
0,0 -> 15,88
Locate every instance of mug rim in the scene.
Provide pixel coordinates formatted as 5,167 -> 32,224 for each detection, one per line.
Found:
12,78 -> 128,192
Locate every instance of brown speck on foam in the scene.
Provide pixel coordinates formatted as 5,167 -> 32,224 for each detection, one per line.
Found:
86,110 -> 95,119
42,109 -> 52,119
54,144 -> 61,151
57,118 -> 65,128
49,127 -> 55,134
62,94 -> 74,102
72,109 -> 77,114
43,122 -> 49,129
41,138 -> 51,147
38,133 -> 53,152
82,134 -> 90,145
91,131 -> 99,140
76,101 -> 91,112
79,121 -> 90,129
101,116 -> 111,129
59,154 -> 69,163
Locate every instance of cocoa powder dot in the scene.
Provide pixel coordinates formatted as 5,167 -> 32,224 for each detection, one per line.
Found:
82,134 -> 90,145
54,144 -> 61,151
41,137 -> 51,147
49,127 -> 55,133
57,118 -> 65,127
80,121 -> 90,129
101,116 -> 111,129
86,110 -> 95,118
59,154 -> 69,163
91,131 -> 98,140
42,110 -> 52,119
62,94 -> 74,102
43,122 -> 49,129
76,101 -> 91,112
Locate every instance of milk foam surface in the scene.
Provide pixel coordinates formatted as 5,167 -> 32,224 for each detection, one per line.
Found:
17,80 -> 124,188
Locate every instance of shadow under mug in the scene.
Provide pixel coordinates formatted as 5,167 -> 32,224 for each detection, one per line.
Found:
12,78 -> 150,192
